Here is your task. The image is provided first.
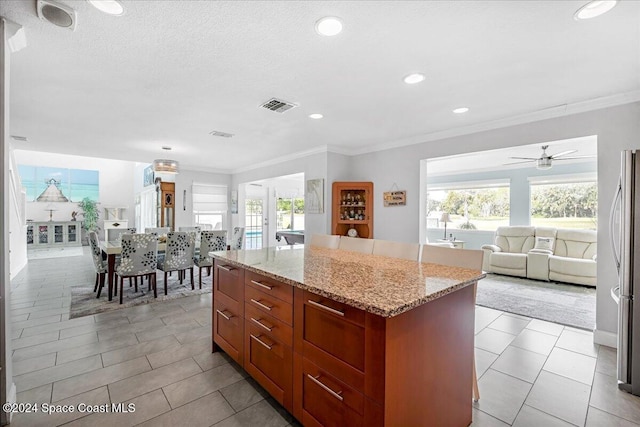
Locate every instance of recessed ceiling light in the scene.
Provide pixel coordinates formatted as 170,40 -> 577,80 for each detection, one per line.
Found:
574,0 -> 618,20
403,73 -> 425,84
315,17 -> 343,36
309,113 -> 324,119
453,107 -> 470,114
87,0 -> 125,16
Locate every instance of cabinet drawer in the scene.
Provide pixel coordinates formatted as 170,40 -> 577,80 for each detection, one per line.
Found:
245,270 -> 293,304
303,291 -> 365,326
215,261 -> 244,303
301,358 -> 364,427
244,320 -> 292,409
213,299 -> 243,365
246,286 -> 293,326
302,296 -> 365,372
245,302 -> 292,347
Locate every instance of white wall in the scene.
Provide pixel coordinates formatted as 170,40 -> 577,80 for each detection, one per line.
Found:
349,102 -> 640,345
232,152 -> 328,240
13,151 -> 137,234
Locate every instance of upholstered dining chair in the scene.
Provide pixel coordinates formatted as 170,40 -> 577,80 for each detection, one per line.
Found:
229,227 -> 245,250
308,233 -> 340,249
421,244 -> 484,402
115,233 -> 158,304
338,236 -> 375,254
194,230 -> 227,288
372,239 -> 420,261
88,231 -> 109,298
157,231 -> 196,294
145,227 -> 170,237
112,227 -> 137,244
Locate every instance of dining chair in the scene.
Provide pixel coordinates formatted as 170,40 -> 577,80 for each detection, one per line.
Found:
115,233 -> 158,304
308,233 -> 340,249
145,227 -> 170,237
230,227 -> 245,250
157,231 -> 196,294
421,244 -> 484,402
112,227 -> 137,244
179,226 -> 202,248
194,230 -> 227,287
372,239 -> 420,261
338,236 -> 375,254
88,231 -> 108,298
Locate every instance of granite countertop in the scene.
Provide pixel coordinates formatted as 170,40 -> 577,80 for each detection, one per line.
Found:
211,246 -> 485,318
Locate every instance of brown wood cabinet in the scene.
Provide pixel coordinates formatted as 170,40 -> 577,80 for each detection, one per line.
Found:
212,260 -> 245,365
213,260 -> 475,426
156,181 -> 175,230
331,181 -> 373,238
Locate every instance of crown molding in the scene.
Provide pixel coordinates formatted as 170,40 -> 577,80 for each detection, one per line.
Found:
350,90 -> 640,156
231,145 -> 331,174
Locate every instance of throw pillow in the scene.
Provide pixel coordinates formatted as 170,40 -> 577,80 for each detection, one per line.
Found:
534,236 -> 555,251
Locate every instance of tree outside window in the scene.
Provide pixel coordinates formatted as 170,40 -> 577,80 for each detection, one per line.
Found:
530,182 -> 597,229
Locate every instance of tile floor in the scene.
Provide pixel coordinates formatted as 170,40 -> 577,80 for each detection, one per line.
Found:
7,249 -> 640,426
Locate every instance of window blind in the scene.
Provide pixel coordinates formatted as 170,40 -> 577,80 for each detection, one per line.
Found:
192,184 -> 228,212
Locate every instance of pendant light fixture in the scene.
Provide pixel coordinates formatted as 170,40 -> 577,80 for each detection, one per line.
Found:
153,159 -> 179,174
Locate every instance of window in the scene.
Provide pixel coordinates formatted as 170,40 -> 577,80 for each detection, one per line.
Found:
192,184 -> 228,230
276,197 -> 305,231
427,181 -> 510,232
530,181 -> 597,229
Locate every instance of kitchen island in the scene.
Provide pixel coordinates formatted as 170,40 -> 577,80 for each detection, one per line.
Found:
211,245 -> 484,427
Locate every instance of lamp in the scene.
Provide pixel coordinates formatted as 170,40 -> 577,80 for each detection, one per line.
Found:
440,212 -> 451,240
153,159 -> 179,174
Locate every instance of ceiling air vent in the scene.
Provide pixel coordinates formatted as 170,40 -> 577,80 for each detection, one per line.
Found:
209,130 -> 234,138
37,0 -> 77,31
260,98 -> 297,113
10,135 -> 28,142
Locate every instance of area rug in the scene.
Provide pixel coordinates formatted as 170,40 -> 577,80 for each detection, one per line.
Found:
70,273 -> 212,319
476,273 -> 596,330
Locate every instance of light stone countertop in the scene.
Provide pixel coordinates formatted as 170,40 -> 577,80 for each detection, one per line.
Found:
211,245 -> 485,318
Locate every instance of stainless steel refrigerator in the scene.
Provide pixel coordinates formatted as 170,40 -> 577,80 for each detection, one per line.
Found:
611,149 -> 640,395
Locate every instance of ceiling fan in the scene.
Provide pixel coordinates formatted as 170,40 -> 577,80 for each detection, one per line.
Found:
505,145 -> 596,170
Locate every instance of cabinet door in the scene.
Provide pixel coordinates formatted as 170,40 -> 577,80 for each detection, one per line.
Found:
298,291 -> 367,393
215,261 -> 244,303
244,320 -> 293,410
245,286 -> 293,326
300,358 -> 364,427
213,297 -> 243,365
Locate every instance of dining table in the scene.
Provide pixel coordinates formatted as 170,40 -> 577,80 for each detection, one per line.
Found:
99,240 -> 167,301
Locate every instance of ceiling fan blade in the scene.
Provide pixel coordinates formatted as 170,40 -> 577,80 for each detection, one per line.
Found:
550,150 -> 577,159
551,155 -> 597,160
503,160 -> 534,165
508,157 -> 539,160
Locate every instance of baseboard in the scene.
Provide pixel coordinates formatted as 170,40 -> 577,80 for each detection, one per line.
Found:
594,328 -> 617,348
6,382 -> 16,423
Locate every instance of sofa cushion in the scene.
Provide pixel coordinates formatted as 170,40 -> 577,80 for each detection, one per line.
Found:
495,226 -> 535,254
549,255 -> 597,278
554,229 -> 597,260
491,252 -> 527,269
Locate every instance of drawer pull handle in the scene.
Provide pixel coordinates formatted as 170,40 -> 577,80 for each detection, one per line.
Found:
251,280 -> 273,290
251,317 -> 273,332
216,309 -> 232,320
250,298 -> 273,311
308,300 -> 345,317
218,265 -> 235,272
250,334 -> 273,350
307,374 -> 344,401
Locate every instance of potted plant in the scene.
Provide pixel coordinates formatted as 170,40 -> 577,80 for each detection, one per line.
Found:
78,197 -> 99,245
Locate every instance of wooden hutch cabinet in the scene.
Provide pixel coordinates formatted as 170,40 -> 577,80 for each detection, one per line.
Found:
156,181 -> 175,230
331,182 -> 373,238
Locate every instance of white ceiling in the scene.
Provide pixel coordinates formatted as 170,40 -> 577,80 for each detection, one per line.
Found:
3,1 -> 639,172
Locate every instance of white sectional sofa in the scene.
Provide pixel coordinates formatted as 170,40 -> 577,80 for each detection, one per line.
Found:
482,226 -> 597,287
